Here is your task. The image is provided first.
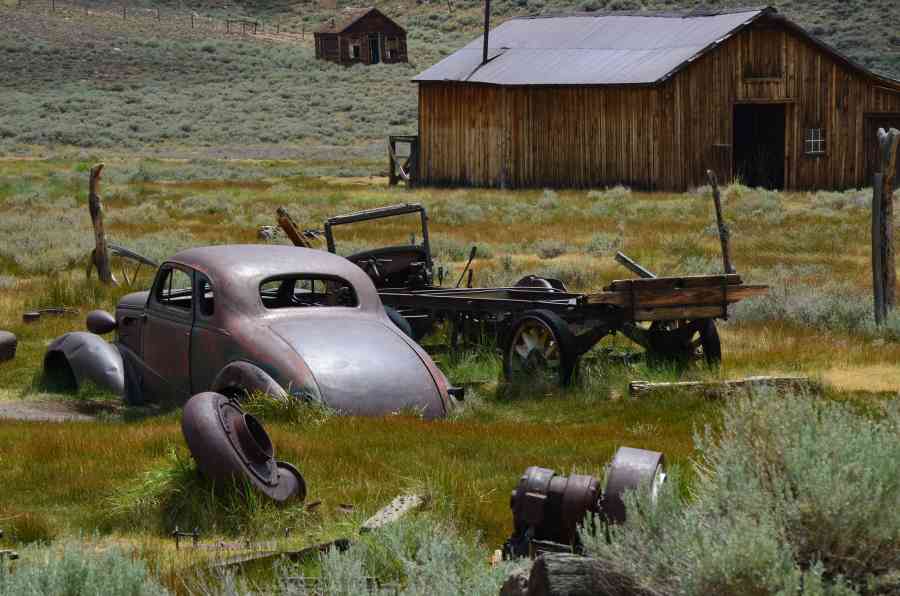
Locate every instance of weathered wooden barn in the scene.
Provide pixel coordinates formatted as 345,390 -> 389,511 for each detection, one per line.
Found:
412,6 -> 900,190
315,7 -> 407,66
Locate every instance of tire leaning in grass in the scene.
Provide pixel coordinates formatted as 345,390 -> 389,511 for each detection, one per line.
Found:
0,330 -> 17,363
503,309 -> 578,386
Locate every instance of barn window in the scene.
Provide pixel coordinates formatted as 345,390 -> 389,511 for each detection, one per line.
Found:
386,37 -> 398,59
805,128 -> 826,155
351,42 -> 361,59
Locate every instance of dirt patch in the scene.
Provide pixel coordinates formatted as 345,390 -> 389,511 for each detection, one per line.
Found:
0,398 -> 120,422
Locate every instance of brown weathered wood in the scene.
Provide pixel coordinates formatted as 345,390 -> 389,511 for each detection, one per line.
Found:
276,207 -> 311,248
873,173 -> 885,324
605,274 -> 743,292
87,164 -> 116,285
526,554 -> 653,596
359,494 -> 424,533
633,305 -> 726,322
585,283 -> 767,308
629,376 -> 813,400
706,169 -> 735,274
417,15 -> 900,190
878,128 -> 900,315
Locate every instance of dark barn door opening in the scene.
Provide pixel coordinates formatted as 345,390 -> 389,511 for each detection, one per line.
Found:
369,34 -> 381,64
733,103 -> 786,189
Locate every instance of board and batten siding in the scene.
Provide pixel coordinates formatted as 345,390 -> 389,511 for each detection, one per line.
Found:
417,19 -> 900,191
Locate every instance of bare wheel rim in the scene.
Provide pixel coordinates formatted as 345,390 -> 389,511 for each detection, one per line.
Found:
508,318 -> 562,383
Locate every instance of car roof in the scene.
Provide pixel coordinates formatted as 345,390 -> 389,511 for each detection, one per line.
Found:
166,245 -> 379,311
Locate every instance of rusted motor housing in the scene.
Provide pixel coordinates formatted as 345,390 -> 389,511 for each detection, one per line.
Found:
503,446 -> 665,558
0,331 -> 17,363
182,392 -> 306,503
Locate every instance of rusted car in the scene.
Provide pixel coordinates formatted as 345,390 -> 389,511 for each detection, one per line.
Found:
44,245 -> 456,418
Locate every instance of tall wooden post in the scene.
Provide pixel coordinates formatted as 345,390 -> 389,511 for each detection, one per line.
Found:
706,170 -> 735,274
88,164 -> 117,285
482,0 -> 491,64
872,127 -> 900,324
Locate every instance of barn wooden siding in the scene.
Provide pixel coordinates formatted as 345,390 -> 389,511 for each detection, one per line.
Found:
418,19 -> 900,190
315,11 -> 407,65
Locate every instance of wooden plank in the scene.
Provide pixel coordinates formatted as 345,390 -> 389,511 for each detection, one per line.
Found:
629,376 -> 814,400
585,284 -> 768,308
360,494 -> 424,533
633,305 -> 725,322
605,274 -> 743,292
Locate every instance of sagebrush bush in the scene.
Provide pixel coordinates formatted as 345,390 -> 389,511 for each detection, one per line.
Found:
0,538 -> 168,595
585,232 -> 621,256
433,201 -> 486,226
533,239 -> 569,259
582,392 -> 900,595
538,189 -> 560,209
280,516 -> 512,596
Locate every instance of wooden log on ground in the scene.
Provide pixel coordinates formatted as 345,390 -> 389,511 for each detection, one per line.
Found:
629,376 -> 814,400
526,554 -> 654,596
87,164 -> 117,285
359,494 -> 424,533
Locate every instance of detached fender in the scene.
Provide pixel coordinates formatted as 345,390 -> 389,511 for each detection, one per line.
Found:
44,332 -> 125,396
211,361 -> 289,400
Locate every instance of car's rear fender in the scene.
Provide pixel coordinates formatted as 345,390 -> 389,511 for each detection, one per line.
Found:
211,361 -> 293,401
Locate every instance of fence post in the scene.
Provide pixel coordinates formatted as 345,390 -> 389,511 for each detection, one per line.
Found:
872,127 -> 900,325
122,4 -> 126,18
156,6 -> 159,19
191,13 -> 194,28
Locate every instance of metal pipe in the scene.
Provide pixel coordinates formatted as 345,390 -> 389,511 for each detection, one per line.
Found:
482,0 -> 491,64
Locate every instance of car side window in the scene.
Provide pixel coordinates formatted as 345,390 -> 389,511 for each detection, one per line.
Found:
197,275 -> 214,318
155,267 -> 193,312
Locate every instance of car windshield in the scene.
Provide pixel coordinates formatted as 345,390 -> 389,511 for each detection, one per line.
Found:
330,211 -> 424,257
260,275 -> 358,309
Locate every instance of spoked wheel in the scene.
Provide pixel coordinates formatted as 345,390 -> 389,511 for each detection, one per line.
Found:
646,318 -> 721,368
503,310 -> 578,386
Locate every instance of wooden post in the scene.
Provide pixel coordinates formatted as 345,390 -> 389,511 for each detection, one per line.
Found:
482,0 -> 491,65
706,170 -> 735,274
122,4 -> 126,18
276,207 -> 312,248
191,13 -> 194,28
156,6 -> 159,19
873,128 -> 900,324
87,164 -> 117,285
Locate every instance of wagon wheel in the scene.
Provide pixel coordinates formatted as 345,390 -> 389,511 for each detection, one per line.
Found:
646,318 -> 721,368
503,310 -> 578,386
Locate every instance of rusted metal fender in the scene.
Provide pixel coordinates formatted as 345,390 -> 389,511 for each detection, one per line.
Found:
0,331 -> 16,363
211,361 -> 289,400
43,332 -> 125,396
182,392 -> 305,503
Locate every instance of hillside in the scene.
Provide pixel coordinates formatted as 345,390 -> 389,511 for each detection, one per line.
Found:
0,0 -> 897,162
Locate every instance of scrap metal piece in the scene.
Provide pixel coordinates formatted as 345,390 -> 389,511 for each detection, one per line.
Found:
182,392 -> 306,503
0,331 -> 16,363
503,447 -> 666,559
108,243 -> 159,268
43,332 -> 125,396
23,307 -> 79,323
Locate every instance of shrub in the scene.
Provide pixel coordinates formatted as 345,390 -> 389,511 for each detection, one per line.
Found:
433,202 -> 485,226
537,189 -> 560,210
585,232 -> 621,256
0,538 -> 168,595
534,239 -> 569,259
582,392 -> 900,595
281,516 -> 512,595
179,194 -> 234,216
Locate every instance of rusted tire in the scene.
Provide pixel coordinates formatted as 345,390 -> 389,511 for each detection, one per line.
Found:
182,392 -> 306,503
0,331 -> 16,363
503,309 -> 577,386
647,318 -> 721,368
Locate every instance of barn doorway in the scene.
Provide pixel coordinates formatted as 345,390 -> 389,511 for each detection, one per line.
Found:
733,103 -> 786,189
368,34 -> 381,64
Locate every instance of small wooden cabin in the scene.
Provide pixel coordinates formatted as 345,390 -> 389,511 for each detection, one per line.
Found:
315,7 -> 407,66
413,6 -> 900,191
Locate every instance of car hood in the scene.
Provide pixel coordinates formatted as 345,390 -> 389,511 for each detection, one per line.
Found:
269,317 -> 446,418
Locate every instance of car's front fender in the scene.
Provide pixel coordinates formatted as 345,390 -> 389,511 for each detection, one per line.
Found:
43,332 -> 125,397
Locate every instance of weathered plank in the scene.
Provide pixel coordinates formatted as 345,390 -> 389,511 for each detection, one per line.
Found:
359,494 -> 425,533
526,554 -> 654,596
629,376 -> 814,400
584,284 -> 767,309
605,274 -> 743,292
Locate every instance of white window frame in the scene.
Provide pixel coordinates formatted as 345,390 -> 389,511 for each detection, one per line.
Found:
805,128 -> 826,156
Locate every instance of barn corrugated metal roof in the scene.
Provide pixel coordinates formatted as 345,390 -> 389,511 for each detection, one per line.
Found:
414,7 -> 770,85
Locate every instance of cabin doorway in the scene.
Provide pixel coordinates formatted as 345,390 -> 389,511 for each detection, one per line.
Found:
733,103 -> 786,189
368,34 -> 381,64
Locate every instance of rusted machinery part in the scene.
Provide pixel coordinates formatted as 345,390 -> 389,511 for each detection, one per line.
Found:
0,331 -> 17,363
602,447 -> 666,524
182,392 -> 306,503
503,447 -> 666,559
514,275 -> 568,292
86,309 -> 118,335
502,309 -> 578,386
43,332 -> 125,396
647,318 -> 721,367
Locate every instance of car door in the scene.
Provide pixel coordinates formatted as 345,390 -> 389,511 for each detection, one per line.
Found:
190,272 -> 233,393
142,265 -> 194,402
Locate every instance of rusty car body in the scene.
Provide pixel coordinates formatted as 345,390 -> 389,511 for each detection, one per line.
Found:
44,245 -> 454,418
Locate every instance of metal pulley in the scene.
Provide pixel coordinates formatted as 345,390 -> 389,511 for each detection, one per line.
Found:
503,447 -> 665,558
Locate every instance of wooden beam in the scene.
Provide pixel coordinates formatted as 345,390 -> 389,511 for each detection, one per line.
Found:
87,164 -> 117,285
629,376 -> 814,400
276,207 -> 311,248
873,128 -> 900,323
707,170 -> 735,274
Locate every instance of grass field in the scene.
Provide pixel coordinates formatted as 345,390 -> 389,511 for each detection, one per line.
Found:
1,157 -> 899,593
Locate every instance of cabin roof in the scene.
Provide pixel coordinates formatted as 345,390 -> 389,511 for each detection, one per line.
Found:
413,6 -> 900,88
316,7 -> 403,34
